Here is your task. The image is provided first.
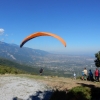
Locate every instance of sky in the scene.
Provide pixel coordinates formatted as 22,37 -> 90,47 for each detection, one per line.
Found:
0,0 -> 100,55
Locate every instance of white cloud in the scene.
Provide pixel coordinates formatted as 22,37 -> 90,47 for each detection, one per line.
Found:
0,28 -> 4,35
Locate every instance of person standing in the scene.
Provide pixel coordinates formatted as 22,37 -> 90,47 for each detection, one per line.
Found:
88,69 -> 93,81
83,68 -> 88,80
73,72 -> 76,80
94,68 -> 99,82
39,68 -> 43,76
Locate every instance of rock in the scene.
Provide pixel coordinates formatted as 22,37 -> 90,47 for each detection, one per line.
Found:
0,76 -> 53,100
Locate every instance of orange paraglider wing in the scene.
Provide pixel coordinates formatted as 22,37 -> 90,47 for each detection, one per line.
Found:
20,32 -> 66,48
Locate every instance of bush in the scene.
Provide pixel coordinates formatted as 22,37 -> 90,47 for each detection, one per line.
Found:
50,86 -> 91,100
67,86 -> 91,100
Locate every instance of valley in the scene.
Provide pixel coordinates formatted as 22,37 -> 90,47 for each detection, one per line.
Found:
0,41 -> 97,77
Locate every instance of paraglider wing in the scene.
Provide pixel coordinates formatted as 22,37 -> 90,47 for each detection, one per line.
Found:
20,32 -> 66,48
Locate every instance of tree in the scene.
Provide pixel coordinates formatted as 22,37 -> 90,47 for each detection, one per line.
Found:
94,51 -> 100,67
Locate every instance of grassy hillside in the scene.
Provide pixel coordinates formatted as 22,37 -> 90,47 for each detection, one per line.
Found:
0,65 -> 26,74
0,58 -> 74,77
0,58 -> 40,74
0,58 -> 64,76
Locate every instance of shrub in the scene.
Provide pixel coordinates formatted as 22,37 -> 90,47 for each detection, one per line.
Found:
67,86 -> 91,100
50,86 -> 91,100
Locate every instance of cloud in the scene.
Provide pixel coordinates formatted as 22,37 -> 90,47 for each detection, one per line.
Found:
0,28 -> 4,35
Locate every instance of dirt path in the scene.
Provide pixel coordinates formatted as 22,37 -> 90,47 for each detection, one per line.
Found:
39,76 -> 100,90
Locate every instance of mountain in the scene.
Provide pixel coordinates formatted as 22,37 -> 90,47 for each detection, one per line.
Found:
0,41 -> 50,65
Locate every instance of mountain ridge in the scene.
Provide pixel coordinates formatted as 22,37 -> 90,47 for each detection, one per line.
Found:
0,41 -> 50,65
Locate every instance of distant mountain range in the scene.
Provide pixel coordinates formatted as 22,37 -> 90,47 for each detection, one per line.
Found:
0,41 -> 50,65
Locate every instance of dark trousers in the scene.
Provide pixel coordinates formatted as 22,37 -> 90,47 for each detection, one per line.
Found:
95,76 -> 99,81
88,75 -> 94,81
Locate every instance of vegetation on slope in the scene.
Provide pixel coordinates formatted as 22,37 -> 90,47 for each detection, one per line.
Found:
0,58 -> 73,77
50,85 -> 100,100
0,58 -> 39,74
0,65 -> 26,74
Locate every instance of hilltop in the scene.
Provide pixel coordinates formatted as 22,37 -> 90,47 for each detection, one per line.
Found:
16,74 -> 100,90
0,74 -> 100,100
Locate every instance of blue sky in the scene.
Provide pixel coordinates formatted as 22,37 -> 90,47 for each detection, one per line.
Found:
0,0 -> 100,55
